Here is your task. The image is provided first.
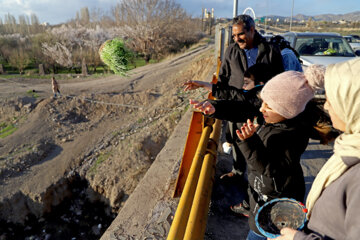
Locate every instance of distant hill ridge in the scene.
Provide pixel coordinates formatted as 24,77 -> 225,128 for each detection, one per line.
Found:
263,11 -> 360,22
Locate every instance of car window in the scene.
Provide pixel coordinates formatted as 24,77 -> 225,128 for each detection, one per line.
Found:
283,36 -> 293,44
344,37 -> 352,42
295,37 -> 355,57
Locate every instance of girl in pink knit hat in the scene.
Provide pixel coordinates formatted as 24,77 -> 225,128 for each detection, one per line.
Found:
234,65 -> 326,240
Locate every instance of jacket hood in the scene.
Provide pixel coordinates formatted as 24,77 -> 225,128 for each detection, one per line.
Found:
253,31 -> 266,46
341,156 -> 360,167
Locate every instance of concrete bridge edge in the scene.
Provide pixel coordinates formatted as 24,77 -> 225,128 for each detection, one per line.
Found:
101,109 -> 193,239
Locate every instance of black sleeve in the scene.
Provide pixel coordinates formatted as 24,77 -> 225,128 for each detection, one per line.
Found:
240,131 -> 299,175
213,46 -> 233,99
212,84 -> 248,100
237,132 -> 294,196
207,99 -> 260,123
267,43 -> 285,78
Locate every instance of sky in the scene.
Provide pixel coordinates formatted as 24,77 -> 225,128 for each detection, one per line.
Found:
0,0 -> 359,25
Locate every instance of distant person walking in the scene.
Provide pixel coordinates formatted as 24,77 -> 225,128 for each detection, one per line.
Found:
51,77 -> 61,97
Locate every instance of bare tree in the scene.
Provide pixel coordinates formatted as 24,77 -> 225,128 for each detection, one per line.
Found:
30,13 -> 41,33
0,34 -> 22,63
30,14 -> 39,26
112,0 -> 201,62
30,32 -> 54,66
80,7 -> 90,25
8,47 -> 31,74
4,13 -> 17,33
42,42 -> 73,68
90,7 -> 103,24
41,25 -> 116,71
18,15 -> 31,35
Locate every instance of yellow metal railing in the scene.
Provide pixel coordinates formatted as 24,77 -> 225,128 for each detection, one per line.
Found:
167,117 -> 221,240
168,26 -> 228,239
183,119 -> 221,239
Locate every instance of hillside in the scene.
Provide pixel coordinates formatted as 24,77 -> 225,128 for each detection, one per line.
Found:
265,11 -> 360,22
0,41 -> 216,239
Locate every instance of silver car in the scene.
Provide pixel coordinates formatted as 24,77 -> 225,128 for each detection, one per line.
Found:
282,32 -> 360,67
344,35 -> 360,51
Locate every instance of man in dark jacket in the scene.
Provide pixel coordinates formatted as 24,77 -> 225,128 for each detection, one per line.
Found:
212,15 -> 284,180
212,15 -> 284,99
183,14 -> 284,194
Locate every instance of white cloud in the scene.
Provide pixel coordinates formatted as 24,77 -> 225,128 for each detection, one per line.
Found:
0,0 -> 116,24
0,0 -> 357,25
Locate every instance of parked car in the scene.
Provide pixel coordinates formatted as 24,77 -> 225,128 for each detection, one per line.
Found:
348,34 -> 360,40
282,32 -> 360,67
343,35 -> 360,51
262,33 -> 274,42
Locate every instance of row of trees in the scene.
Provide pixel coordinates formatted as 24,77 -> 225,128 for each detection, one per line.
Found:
0,13 -> 45,35
0,0 -> 203,74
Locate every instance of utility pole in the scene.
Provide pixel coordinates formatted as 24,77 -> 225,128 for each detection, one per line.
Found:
201,8 -> 204,32
233,0 -> 238,18
290,0 -> 294,31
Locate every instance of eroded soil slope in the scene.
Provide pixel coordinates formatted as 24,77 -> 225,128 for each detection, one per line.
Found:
0,43 -> 216,226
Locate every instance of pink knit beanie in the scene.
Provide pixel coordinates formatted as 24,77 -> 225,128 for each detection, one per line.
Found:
260,65 -> 325,119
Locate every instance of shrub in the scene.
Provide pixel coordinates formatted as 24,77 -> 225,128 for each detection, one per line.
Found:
99,38 -> 133,76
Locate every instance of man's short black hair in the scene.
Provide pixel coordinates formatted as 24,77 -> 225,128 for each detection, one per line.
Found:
232,14 -> 255,31
270,35 -> 291,50
244,63 -> 272,85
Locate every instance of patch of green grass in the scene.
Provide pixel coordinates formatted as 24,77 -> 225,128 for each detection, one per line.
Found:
26,89 -> 39,98
0,74 -> 17,79
23,75 -> 50,79
184,103 -> 190,112
169,110 -> 182,124
0,73 -> 50,79
137,117 -> 145,124
0,123 -> 17,138
128,58 -> 159,70
88,151 -> 111,175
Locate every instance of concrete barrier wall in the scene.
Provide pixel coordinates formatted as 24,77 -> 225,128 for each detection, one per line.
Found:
101,109 -> 194,239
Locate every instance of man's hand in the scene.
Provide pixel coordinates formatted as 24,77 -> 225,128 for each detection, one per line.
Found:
189,99 -> 215,115
269,228 -> 298,240
236,119 -> 259,140
183,80 -> 212,92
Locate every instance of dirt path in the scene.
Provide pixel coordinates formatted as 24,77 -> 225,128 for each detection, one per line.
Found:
0,45 -> 210,98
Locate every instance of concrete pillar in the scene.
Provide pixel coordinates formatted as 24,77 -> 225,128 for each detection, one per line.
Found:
233,0 -> 238,18
39,64 -> 45,75
81,58 -> 88,76
0,64 -> 4,74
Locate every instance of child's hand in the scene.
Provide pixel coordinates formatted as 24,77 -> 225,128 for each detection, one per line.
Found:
269,228 -> 298,240
236,119 -> 259,141
183,80 -> 212,92
183,80 -> 205,91
189,99 -> 215,115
